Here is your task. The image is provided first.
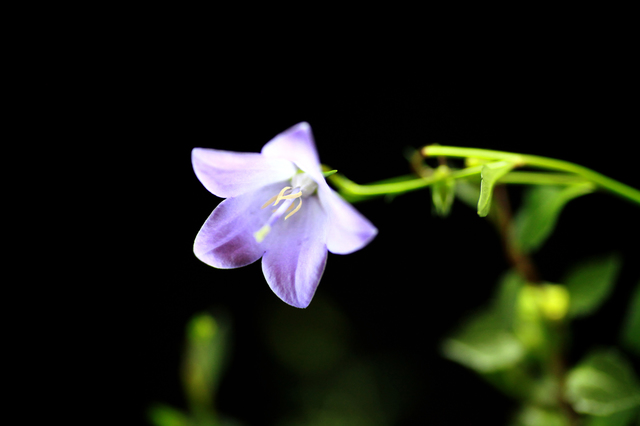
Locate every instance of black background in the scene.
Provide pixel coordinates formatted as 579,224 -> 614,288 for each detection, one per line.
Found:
109,46 -> 639,425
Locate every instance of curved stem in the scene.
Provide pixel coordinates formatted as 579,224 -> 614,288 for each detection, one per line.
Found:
328,165 -> 484,199
423,145 -> 640,205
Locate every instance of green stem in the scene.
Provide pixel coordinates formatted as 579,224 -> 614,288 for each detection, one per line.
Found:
423,145 -> 640,205
328,165 -> 484,199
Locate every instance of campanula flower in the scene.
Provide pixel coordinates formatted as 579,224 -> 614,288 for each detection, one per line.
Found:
192,122 -> 377,308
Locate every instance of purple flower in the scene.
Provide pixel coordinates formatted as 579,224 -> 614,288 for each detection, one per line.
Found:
192,122 -> 377,308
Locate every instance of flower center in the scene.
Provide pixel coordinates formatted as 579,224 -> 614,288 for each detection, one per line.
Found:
253,172 -> 318,243
260,186 -> 304,220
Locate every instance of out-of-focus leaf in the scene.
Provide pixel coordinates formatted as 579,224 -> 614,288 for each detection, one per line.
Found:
565,349 -> 640,416
148,405 -> 190,426
477,161 -> 516,217
583,406 -> 638,426
620,281 -> 640,355
182,313 -> 229,410
441,308 -> 525,373
431,165 -> 456,216
513,183 -> 594,253
493,269 -> 526,328
563,253 -> 622,318
511,405 -> 569,426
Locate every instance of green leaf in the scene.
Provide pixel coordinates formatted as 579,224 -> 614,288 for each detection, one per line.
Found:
565,349 -> 640,416
563,253 -> 622,318
511,405 -> 569,426
493,269 -> 526,328
620,281 -> 640,356
513,183 -> 594,253
441,308 -> 525,373
181,313 -> 230,410
582,407 -> 638,426
477,161 -> 516,217
148,405 -> 191,426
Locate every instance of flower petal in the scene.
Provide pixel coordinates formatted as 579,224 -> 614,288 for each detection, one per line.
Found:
194,182 -> 285,268
192,148 -> 297,198
261,196 -> 329,308
261,122 -> 325,184
318,186 -> 378,255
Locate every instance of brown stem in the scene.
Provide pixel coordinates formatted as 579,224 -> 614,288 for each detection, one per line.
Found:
491,185 -> 581,426
491,185 -> 540,284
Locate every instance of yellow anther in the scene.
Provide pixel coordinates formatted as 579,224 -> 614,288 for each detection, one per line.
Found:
279,192 -> 302,200
262,186 -> 303,210
260,186 -> 304,221
284,198 -> 302,220
261,194 -> 279,209
273,187 -> 293,205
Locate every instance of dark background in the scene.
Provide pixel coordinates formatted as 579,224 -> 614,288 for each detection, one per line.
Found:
114,51 -> 638,425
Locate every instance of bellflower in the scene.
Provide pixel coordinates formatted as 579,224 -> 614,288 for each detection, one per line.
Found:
192,122 -> 377,308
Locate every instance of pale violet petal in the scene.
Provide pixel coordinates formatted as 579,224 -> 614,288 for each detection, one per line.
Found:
192,148 -> 297,198
318,185 -> 378,255
194,182 -> 285,268
261,196 -> 329,308
260,122 -> 325,184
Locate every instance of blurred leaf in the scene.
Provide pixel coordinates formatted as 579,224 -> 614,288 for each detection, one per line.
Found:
493,269 -> 526,328
511,405 -> 569,426
583,406 -> 638,426
565,349 -> 640,416
563,253 -> 622,318
441,308 -> 525,373
148,405 -> 191,426
478,161 -> 516,217
431,165 -> 456,216
514,285 -> 547,352
620,281 -> 640,355
513,184 -> 594,253
182,312 -> 230,411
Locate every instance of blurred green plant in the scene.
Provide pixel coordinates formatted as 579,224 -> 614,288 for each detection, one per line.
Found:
326,145 -> 640,425
148,312 -> 239,426
439,178 -> 639,425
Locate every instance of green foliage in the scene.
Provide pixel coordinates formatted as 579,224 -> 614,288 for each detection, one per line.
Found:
441,270 -> 526,373
182,313 -> 229,410
149,312 -> 235,426
477,161 -> 516,217
562,253 -> 622,319
582,407 -> 638,426
441,307 -> 526,373
620,281 -> 640,355
149,405 -> 191,426
513,184 -> 594,253
565,349 -> 640,416
511,405 -> 569,426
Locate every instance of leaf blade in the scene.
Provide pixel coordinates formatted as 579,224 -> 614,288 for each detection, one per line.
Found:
477,161 -> 516,217
564,253 -> 622,318
513,183 -> 594,253
565,349 -> 640,416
